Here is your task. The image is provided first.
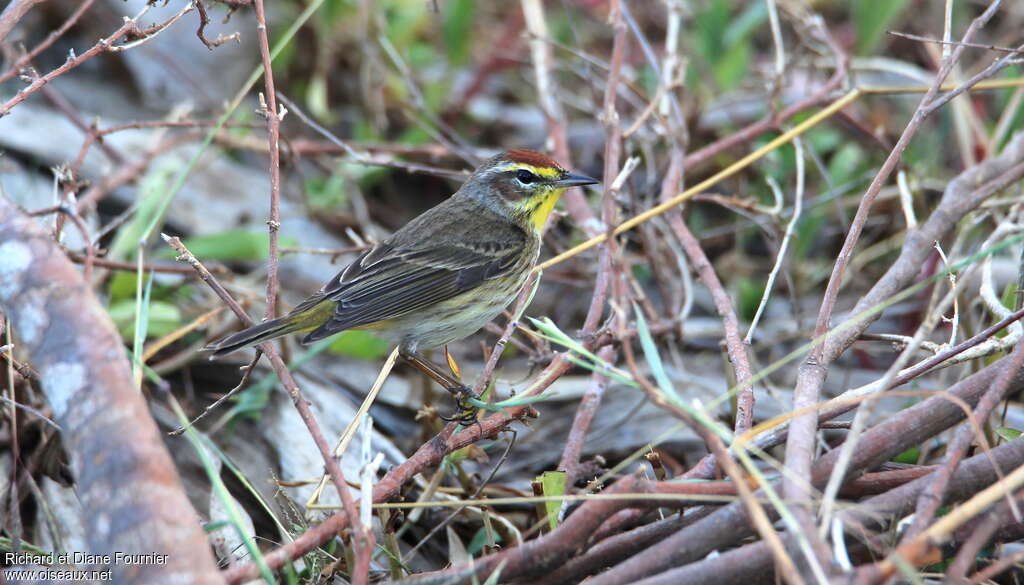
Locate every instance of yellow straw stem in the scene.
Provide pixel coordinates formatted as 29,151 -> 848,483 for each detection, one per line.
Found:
536,76 -> 1024,273
535,88 -> 864,272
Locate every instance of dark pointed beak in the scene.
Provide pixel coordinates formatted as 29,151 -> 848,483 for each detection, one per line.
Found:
555,172 -> 600,188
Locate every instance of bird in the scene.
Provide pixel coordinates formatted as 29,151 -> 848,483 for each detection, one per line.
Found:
207,149 -> 599,418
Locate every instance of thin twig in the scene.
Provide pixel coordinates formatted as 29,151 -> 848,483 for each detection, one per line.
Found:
888,30 -> 1024,55
0,0 -> 97,84
0,0 -> 48,43
745,137 -> 806,342
0,3 -> 196,117
252,0 -> 284,327
556,0 -> 628,485
162,234 -> 363,578
901,341 -> 1024,540
783,0 -> 1004,556
276,92 -> 466,179
169,351 -> 259,436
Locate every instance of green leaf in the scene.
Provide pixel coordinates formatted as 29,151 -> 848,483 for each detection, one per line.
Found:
132,268 -> 154,382
892,447 -> 920,464
694,0 -> 728,59
714,41 -> 750,91
737,277 -> 765,322
442,0 -> 474,65
536,471 -> 566,531
306,73 -> 334,123
828,143 -> 867,187
305,174 -> 348,211
793,211 -> 826,260
692,0 -> 756,91
1000,281 -> 1017,315
108,161 -> 179,261
203,520 -> 230,533
995,68 -> 1024,150
108,272 -> 193,303
466,526 -> 502,557
996,427 -> 1022,442
384,0 -> 429,49
157,229 -> 297,262
635,305 -> 675,397
472,391 -> 558,411
723,2 -> 767,47
108,300 -> 182,339
108,271 -> 138,302
327,330 -> 391,360
852,0 -> 909,55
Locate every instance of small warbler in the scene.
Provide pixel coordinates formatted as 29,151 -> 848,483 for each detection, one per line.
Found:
208,149 -> 598,416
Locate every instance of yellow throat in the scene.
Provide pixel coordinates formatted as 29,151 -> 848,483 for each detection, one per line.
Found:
526,187 -> 567,231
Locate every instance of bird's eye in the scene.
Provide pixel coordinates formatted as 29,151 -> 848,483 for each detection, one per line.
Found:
515,169 -> 539,184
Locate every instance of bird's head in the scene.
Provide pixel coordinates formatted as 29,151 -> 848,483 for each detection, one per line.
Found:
463,149 -> 599,231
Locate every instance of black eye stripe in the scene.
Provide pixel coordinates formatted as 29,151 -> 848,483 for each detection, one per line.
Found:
515,169 -> 539,184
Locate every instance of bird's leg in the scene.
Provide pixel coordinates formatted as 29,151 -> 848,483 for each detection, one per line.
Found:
399,347 -> 479,425
400,349 -> 468,392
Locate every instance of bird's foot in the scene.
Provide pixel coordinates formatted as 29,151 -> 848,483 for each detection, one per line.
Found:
439,384 -> 480,427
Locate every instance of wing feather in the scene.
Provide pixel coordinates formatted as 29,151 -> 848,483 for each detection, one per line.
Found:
298,206 -> 529,343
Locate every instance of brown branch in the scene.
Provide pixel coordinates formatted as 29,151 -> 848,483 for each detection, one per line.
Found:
624,439 -> 1024,585
76,132 -> 197,213
618,302 -> 805,585
389,475 -> 655,585
556,0 -> 628,486
784,5 -> 1007,528
0,0 -> 96,84
902,339 -> 1024,542
583,355 -> 1024,585
661,152 -> 755,438
223,402 -> 538,583
274,92 -> 467,179
533,512 -> 695,585
888,30 -> 1024,55
252,0 -> 283,324
0,196 -> 224,584
95,118 -> 263,137
699,294 -> 1024,493
0,0 -> 47,43
38,82 -> 124,166
195,0 -> 241,49
945,496 -> 1018,582
0,4 -> 194,117
557,345 -> 614,484
66,252 -> 232,276
537,464 -> 940,585
964,547 -> 1024,584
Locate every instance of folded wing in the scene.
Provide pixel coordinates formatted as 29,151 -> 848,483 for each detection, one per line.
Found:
299,237 -> 523,343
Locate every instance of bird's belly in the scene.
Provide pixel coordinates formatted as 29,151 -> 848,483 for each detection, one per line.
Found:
391,264 -> 533,351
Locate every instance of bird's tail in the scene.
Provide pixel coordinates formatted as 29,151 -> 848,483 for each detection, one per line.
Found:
206,314 -> 306,358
